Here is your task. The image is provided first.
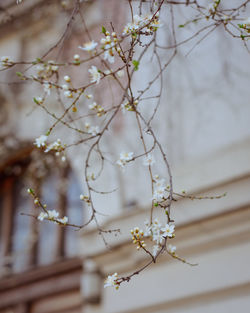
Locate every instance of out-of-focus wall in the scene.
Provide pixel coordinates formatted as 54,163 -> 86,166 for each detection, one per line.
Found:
0,1 -> 250,313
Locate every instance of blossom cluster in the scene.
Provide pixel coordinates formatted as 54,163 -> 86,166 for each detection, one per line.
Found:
34,136 -> 66,161
104,273 -> 119,289
85,122 -> 100,136
79,40 -> 98,52
152,175 -> 169,202
143,154 -> 155,167
88,102 -> 105,117
45,138 -> 65,153
104,221 -> 176,289
123,13 -> 161,36
37,209 -> 69,225
116,152 -> 134,168
121,99 -> 138,113
80,194 -> 91,205
100,31 -> 119,64
35,61 -> 58,80
88,65 -> 101,84
144,219 -> 175,257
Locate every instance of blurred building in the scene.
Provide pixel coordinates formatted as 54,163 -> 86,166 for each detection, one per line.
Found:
0,1 -> 250,313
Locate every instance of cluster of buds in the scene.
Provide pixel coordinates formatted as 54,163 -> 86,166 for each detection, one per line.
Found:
86,173 -> 95,181
121,99 -> 138,113
0,56 -> 13,68
36,60 -> 58,80
238,17 -> 250,33
62,75 -> 76,101
88,102 -> 106,117
206,0 -> 220,18
100,31 -> 121,64
44,138 -> 66,153
80,194 -> 91,205
131,227 -> 146,250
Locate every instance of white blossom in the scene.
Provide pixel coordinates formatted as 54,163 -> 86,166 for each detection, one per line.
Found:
62,84 -> 69,90
155,178 -> 166,188
57,216 -> 69,225
144,220 -> 152,237
88,102 -> 97,110
104,273 -> 119,288
122,14 -> 161,35
103,49 -> 115,63
88,126 -> 100,136
152,186 -> 167,201
38,210 -> 67,224
37,210 -> 59,221
43,82 -> 51,95
37,212 -> 48,221
143,154 -> 155,166
88,65 -> 101,84
153,232 -> 164,245
79,40 -> 98,52
117,70 -> 124,77
74,54 -> 80,61
45,139 -> 64,153
168,244 -> 176,254
51,65 -> 58,72
34,97 -> 43,104
116,152 -> 134,168
152,244 -> 161,257
120,152 -> 134,162
47,209 -> 60,219
152,219 -> 163,244
161,224 -> 175,238
64,75 -> 71,82
64,90 -> 73,98
34,135 -> 48,148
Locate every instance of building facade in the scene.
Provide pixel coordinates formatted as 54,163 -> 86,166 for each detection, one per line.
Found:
0,1 -> 250,313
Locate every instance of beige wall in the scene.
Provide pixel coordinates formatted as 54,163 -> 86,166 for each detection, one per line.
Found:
0,1 -> 250,312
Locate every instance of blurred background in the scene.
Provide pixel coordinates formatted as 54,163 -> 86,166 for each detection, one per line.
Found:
0,1 -> 250,313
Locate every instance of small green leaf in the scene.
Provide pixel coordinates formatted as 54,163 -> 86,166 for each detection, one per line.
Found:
16,71 -> 23,77
101,26 -> 106,34
132,60 -> 140,71
46,130 -> 51,136
33,97 -> 39,104
179,24 -> 185,28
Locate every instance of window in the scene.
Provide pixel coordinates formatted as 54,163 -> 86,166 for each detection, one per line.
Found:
0,140 -> 83,276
